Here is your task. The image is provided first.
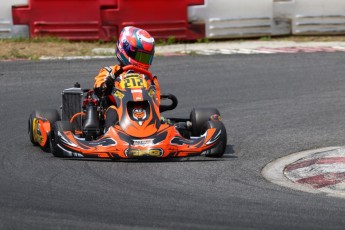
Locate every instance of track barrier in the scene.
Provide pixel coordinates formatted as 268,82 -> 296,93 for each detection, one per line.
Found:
189,0 -> 273,39
292,0 -> 345,35
11,0 -> 204,41
3,0 -> 345,40
0,0 -> 28,39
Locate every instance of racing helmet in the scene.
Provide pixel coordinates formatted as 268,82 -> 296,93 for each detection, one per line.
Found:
116,26 -> 155,70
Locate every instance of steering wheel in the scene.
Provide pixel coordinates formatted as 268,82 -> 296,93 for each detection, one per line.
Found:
121,65 -> 154,80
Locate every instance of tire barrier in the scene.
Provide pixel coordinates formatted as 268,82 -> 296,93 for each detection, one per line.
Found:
3,0 -> 345,40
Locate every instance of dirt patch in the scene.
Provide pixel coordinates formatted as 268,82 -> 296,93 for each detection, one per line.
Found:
0,40 -> 114,60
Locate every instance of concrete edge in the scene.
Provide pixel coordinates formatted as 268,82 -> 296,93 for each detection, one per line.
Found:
36,41 -> 345,60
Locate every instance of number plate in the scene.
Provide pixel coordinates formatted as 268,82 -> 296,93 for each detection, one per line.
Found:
120,75 -> 148,89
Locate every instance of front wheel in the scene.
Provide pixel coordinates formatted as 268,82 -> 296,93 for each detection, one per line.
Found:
190,108 -> 220,136
50,121 -> 74,157
203,120 -> 227,158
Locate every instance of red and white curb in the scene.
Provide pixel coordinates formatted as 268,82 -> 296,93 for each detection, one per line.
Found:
192,46 -> 345,55
39,55 -> 114,60
37,43 -> 345,60
157,41 -> 345,55
262,146 -> 345,198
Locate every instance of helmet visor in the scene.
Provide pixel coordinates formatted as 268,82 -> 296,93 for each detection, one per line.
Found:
134,51 -> 153,65
127,48 -> 153,65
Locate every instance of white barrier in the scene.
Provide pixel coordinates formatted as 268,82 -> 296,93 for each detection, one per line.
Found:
189,0 -> 345,39
188,0 -> 274,39
273,0 -> 294,35
0,0 -> 28,39
292,0 -> 345,35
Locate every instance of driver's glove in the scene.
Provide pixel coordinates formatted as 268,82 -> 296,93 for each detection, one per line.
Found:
98,75 -> 114,95
104,75 -> 115,89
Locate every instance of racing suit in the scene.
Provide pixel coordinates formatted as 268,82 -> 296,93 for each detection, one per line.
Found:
94,64 -> 161,130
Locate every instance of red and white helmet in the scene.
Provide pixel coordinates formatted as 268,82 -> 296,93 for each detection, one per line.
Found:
116,26 -> 155,70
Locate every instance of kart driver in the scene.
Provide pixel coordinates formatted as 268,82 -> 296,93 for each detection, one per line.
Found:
93,26 -> 160,130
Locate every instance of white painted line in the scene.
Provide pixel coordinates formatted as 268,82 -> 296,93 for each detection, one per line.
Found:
39,56 -> 113,60
196,50 -> 219,55
251,50 -> 275,54
333,46 -> 345,51
235,49 -> 260,54
218,49 -> 237,54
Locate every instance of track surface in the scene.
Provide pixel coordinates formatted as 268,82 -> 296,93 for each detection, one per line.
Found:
1,53 -> 345,229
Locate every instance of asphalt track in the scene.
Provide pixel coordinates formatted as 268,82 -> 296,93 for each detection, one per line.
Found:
1,52 -> 345,229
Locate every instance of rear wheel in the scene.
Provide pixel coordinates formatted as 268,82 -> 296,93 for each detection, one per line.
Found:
50,121 -> 74,157
28,109 -> 60,152
28,113 -> 38,146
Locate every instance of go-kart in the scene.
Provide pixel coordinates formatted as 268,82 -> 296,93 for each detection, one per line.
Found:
28,65 -> 227,159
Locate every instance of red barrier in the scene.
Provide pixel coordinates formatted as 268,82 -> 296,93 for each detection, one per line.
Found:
101,0 -> 205,41
12,0 -> 204,41
12,0 -> 118,41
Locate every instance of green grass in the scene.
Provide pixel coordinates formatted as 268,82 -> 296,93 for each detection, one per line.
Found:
8,36 -> 68,43
9,48 -> 30,59
259,36 -> 272,41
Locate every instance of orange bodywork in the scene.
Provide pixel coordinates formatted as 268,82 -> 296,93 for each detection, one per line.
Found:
51,65 -> 224,159
32,117 -> 51,147
57,124 -> 220,159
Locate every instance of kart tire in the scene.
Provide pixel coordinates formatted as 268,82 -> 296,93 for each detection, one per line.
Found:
50,121 -> 73,158
190,108 -> 220,136
203,120 -> 227,158
28,109 -> 60,152
28,113 -> 39,146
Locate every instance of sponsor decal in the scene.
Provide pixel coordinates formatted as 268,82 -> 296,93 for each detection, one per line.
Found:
131,89 -> 143,101
133,139 -> 153,146
125,148 -> 163,157
148,88 -> 155,97
114,90 -> 124,99
132,106 -> 146,120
